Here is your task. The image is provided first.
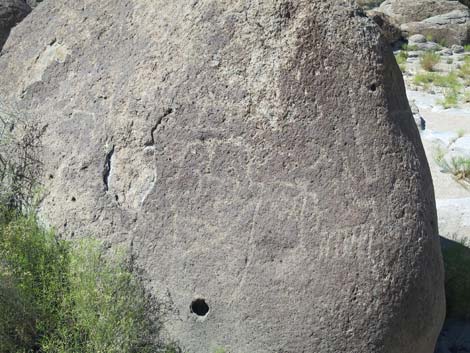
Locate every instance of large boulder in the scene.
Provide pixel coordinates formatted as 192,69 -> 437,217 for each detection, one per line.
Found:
376,0 -> 470,45
0,0 -> 30,50
377,0 -> 464,24
402,9 -> 470,46
0,1 -> 445,352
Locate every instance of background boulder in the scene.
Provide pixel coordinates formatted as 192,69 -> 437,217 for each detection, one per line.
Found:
376,0 -> 470,45
25,0 -> 42,7
0,1 -> 445,352
368,10 -> 403,44
402,9 -> 470,46
377,0 -> 464,24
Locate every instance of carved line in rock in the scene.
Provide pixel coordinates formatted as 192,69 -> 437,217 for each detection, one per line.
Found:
146,108 -> 174,147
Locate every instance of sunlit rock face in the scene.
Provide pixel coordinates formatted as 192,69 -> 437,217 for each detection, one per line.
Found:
0,1 -> 445,352
377,0 -> 470,45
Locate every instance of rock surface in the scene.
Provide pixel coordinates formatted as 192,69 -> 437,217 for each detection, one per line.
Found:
0,0 -> 30,50
25,0 -> 41,7
376,0 -> 470,45
410,100 -> 426,131
368,10 -> 403,44
409,34 -> 428,43
378,0 -> 464,24
402,9 -> 470,46
0,1 -> 445,352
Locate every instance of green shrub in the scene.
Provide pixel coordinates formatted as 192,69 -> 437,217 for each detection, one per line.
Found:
0,102 -> 174,353
413,71 -> 462,92
414,71 -> 463,105
434,145 -> 447,165
395,51 -> 408,65
439,91 -> 459,109
0,209 -> 167,353
420,51 -> 440,71
0,272 -> 37,353
458,56 -> 470,85
42,239 -> 161,353
413,72 -> 437,88
395,51 -> 408,72
401,44 -> 418,52
0,209 -> 69,352
443,240 -> 470,319
451,156 -> 470,179
464,44 -> 470,52
434,71 -> 462,90
438,39 -> 448,48
436,155 -> 470,180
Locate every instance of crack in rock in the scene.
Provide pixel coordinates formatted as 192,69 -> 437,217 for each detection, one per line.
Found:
103,145 -> 115,192
145,108 -> 173,146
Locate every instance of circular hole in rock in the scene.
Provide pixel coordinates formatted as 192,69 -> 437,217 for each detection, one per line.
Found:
190,299 -> 209,317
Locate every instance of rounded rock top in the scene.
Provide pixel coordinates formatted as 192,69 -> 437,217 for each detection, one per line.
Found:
409,33 -> 427,43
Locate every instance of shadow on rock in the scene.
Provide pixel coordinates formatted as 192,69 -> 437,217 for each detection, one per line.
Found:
436,237 -> 470,352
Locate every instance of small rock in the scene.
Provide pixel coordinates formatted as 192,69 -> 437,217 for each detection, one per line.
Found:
412,41 -> 441,51
410,100 -> 426,131
409,34 -> 427,44
439,48 -> 453,56
410,100 -> 419,115
451,44 -> 465,53
415,115 -> 426,131
407,51 -> 421,58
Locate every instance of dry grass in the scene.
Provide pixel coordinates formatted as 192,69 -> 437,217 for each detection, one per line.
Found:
420,52 -> 441,72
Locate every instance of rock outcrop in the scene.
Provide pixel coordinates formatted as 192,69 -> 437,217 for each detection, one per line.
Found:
378,0 -> 464,24
25,0 -> 42,8
402,9 -> 470,46
376,0 -> 470,45
368,10 -> 403,44
0,1 -> 445,352
0,0 -> 30,50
